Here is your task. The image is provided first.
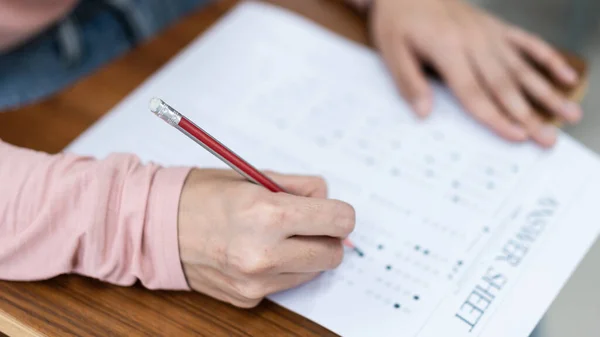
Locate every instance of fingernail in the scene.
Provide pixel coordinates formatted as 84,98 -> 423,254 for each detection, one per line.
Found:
562,67 -> 578,83
562,101 -> 582,122
539,124 -> 557,144
413,97 -> 431,118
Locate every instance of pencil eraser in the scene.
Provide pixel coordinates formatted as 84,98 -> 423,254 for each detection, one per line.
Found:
149,97 -> 163,113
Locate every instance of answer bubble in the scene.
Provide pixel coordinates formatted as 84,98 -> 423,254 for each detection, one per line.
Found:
316,136 -> 327,147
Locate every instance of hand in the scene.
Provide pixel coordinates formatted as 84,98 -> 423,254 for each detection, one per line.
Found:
177,169 -> 355,308
369,0 -> 582,147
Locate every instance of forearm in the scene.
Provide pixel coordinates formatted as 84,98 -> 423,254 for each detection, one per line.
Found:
0,139 -> 191,290
0,0 -> 78,52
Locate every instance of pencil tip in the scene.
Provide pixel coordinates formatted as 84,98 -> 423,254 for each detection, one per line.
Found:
354,247 -> 365,257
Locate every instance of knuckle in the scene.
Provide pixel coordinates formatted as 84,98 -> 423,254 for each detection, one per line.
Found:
490,73 -> 512,94
335,202 -> 356,235
301,199 -> 324,215
237,298 -> 262,309
549,54 -> 567,69
472,107 -> 496,125
440,30 -> 463,50
454,77 -> 480,96
467,32 -> 488,52
511,106 -> 532,123
490,78 -> 529,119
266,204 -> 288,229
241,190 -> 270,215
504,95 -> 533,122
522,72 -> 550,96
328,242 -> 345,269
250,197 -> 287,230
234,249 -> 276,275
508,59 -> 527,74
312,175 -> 328,191
236,281 -> 267,301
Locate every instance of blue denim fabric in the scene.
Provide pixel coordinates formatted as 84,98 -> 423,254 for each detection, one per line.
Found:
0,0 -> 209,112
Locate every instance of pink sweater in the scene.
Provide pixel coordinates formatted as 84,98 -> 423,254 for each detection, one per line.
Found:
0,139 -> 192,291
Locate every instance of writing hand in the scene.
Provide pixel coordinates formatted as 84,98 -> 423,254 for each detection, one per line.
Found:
177,169 -> 355,308
369,0 -> 582,147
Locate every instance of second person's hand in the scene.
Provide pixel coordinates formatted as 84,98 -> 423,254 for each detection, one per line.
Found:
368,0 -> 582,147
177,168 -> 356,308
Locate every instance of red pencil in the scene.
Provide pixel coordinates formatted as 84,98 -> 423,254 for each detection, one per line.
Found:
149,97 -> 363,256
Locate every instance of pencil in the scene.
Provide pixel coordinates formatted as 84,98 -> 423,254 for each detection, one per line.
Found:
148,97 -> 363,256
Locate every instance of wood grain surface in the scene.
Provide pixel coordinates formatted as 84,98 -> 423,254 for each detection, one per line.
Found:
0,0 -> 589,336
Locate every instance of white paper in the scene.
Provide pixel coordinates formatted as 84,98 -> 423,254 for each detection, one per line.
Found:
65,2 -> 600,336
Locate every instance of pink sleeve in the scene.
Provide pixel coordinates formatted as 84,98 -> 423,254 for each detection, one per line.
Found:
0,139 -> 192,291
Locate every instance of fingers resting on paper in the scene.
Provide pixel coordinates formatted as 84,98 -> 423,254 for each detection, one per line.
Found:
370,0 -> 582,148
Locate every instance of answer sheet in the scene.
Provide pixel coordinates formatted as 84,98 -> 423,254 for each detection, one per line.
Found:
65,2 -> 600,336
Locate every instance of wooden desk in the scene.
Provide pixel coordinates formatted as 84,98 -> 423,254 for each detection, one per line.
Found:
0,0 -> 589,336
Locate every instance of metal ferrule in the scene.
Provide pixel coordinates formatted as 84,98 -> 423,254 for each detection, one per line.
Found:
149,97 -> 182,126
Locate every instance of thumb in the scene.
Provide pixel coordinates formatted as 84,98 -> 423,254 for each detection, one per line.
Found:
263,171 -> 328,198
